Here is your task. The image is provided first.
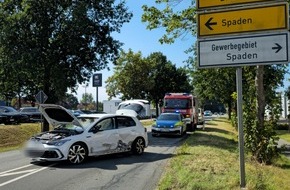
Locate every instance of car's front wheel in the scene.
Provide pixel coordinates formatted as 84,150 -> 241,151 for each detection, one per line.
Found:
67,143 -> 87,164
132,138 -> 145,155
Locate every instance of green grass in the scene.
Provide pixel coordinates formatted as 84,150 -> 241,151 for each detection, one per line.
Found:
276,130 -> 290,142
156,118 -> 290,190
141,119 -> 154,126
0,123 -> 41,152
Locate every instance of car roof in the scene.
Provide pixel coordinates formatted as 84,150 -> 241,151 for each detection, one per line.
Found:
78,113 -> 135,119
78,113 -> 108,118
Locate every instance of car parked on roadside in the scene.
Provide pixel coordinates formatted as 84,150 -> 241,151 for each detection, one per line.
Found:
25,104 -> 148,164
0,106 -> 29,124
0,115 -> 7,124
19,107 -> 42,122
198,108 -> 205,125
151,112 -> 187,137
204,110 -> 213,116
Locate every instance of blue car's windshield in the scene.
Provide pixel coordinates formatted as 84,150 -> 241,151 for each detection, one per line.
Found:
158,114 -> 180,121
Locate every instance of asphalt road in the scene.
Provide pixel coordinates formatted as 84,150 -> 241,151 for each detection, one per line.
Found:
0,128 -> 187,190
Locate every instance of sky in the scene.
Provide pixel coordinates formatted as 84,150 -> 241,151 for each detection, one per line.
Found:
74,0 -> 195,102
73,0 -> 290,102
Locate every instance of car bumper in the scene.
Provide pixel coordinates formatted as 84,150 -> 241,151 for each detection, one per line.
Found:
25,142 -> 67,162
151,126 -> 183,135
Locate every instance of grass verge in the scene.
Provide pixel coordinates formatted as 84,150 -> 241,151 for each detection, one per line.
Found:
0,123 -> 41,152
157,118 -> 290,190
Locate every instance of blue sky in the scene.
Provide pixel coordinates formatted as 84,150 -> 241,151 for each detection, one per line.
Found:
74,0 -> 290,102
75,0 -> 195,102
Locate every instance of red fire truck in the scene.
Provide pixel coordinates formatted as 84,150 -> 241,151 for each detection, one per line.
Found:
162,93 -> 199,131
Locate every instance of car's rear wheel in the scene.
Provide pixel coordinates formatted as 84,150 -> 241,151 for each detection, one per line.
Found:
132,137 -> 145,155
67,143 -> 87,164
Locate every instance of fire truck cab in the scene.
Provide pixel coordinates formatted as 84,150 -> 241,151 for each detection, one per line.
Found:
162,93 -> 198,131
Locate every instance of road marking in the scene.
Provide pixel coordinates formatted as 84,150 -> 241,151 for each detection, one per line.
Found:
0,163 -> 56,187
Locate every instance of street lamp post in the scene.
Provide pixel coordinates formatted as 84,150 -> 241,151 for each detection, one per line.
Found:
82,83 -> 88,110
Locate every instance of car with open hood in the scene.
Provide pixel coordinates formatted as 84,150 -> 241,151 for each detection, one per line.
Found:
151,112 -> 187,137
24,104 -> 148,164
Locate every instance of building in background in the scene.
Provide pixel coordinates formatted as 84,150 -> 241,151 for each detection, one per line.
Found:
103,100 -> 122,114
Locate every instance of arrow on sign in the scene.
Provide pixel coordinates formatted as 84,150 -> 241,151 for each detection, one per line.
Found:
272,43 -> 282,53
205,17 -> 217,30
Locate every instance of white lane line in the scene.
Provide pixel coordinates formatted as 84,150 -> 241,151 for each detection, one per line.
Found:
0,169 -> 38,177
0,163 -> 56,187
0,164 -> 32,175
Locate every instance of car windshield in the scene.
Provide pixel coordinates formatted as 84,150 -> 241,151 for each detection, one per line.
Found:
158,114 -> 180,121
164,99 -> 190,109
0,106 -> 17,113
118,103 -> 143,114
55,123 -> 82,130
78,117 -> 100,128
20,108 -> 38,112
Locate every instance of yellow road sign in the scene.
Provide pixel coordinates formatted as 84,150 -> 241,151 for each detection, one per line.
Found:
198,3 -> 288,37
197,0 -> 275,9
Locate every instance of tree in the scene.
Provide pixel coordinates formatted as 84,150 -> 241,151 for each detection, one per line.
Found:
191,67 -> 236,119
65,94 -> 79,109
0,0 -> 132,132
106,50 -> 192,116
81,93 -> 94,110
106,49 -> 153,100
146,52 -> 192,115
0,0 -> 132,104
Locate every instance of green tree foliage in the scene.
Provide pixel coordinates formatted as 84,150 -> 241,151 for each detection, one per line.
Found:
105,50 -> 192,115
191,67 -> 236,119
0,0 -> 132,104
65,93 -> 79,109
142,1 -> 288,163
81,93 -> 94,105
146,52 -> 192,114
142,0 -> 195,44
106,49 -> 153,100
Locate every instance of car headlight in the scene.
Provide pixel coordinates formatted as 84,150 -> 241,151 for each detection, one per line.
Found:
47,139 -> 71,146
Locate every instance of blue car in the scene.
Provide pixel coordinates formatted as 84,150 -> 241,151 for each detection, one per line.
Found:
151,113 -> 187,137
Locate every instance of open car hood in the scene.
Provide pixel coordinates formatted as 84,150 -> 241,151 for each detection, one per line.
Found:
38,104 -> 82,128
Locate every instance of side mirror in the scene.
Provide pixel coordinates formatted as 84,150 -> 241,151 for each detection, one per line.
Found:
90,125 -> 100,133
75,126 -> 84,134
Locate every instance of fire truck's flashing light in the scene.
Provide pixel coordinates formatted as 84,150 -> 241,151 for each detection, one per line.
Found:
165,93 -> 191,96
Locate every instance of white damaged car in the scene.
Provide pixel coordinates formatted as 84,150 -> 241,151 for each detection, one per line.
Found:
25,104 -> 148,164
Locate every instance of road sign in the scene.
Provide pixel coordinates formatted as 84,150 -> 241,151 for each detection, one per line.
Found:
198,32 -> 289,68
198,3 -> 288,37
92,73 -> 102,87
35,90 -> 48,103
197,0 -> 275,9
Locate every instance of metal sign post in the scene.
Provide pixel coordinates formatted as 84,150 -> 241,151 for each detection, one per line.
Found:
35,90 -> 48,132
92,73 -> 102,112
236,68 -> 246,188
